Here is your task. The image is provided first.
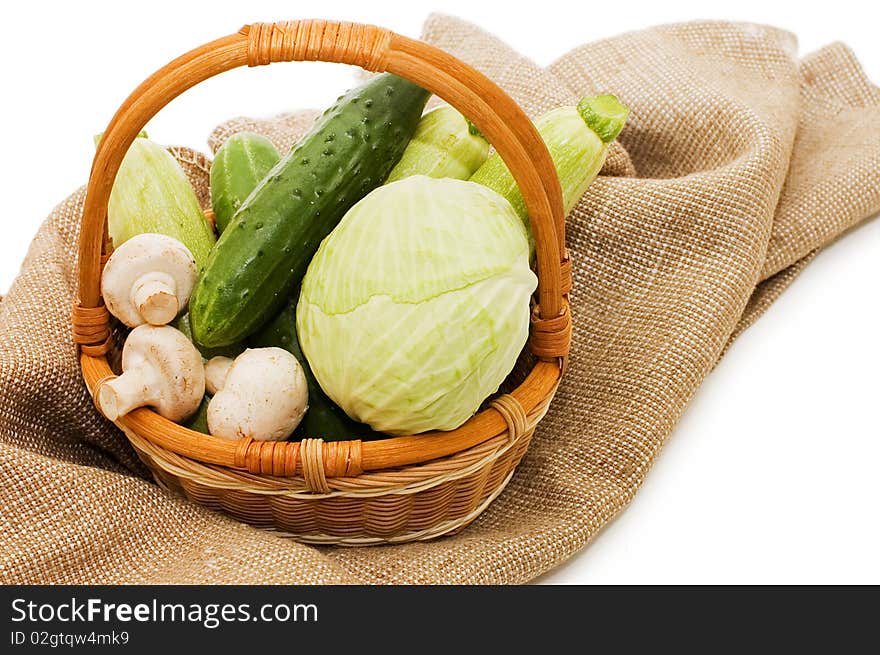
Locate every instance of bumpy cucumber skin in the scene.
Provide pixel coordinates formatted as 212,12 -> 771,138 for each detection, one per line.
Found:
210,133 -> 281,233
190,74 -> 430,348
107,136 -> 216,268
250,302 -> 380,442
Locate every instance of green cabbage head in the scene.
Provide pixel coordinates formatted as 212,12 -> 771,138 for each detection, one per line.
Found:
296,175 -> 538,435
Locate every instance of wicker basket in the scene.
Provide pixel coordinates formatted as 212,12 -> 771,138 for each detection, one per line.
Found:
73,19 -> 572,545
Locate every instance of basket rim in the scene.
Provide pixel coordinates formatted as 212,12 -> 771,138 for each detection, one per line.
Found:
75,19 -> 571,481
81,351 -> 562,479
121,393 -> 549,498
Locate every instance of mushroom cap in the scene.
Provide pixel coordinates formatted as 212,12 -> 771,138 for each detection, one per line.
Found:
207,347 -> 308,442
101,233 -> 197,327
101,324 -> 205,422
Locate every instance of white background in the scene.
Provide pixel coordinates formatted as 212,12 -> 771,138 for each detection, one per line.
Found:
2,0 -> 877,584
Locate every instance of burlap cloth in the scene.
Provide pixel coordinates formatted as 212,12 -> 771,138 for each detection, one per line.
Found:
2,15 -> 879,584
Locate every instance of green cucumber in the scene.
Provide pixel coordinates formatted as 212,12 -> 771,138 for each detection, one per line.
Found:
251,302 -> 379,441
190,73 -> 430,348
210,132 -> 281,233
385,105 -> 489,183
184,394 -> 211,434
172,312 -> 245,361
103,133 -> 216,268
470,94 -> 629,251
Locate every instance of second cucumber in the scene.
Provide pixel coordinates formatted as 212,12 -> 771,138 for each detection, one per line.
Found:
210,132 -> 281,233
189,74 -> 431,348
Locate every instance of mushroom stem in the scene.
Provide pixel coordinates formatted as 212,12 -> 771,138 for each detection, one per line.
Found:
97,361 -> 161,421
101,234 -> 196,328
131,271 -> 179,325
205,356 -> 234,396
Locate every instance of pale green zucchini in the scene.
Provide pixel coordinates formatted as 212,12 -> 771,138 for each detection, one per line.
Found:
469,94 -> 629,248
104,134 -> 216,268
385,105 -> 489,183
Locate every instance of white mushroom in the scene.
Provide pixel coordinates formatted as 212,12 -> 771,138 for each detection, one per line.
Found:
96,324 -> 205,422
101,233 -> 197,327
207,348 -> 308,442
204,356 -> 234,396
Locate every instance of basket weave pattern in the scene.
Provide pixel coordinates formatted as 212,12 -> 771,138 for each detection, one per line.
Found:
124,393 -> 551,545
73,19 -> 571,544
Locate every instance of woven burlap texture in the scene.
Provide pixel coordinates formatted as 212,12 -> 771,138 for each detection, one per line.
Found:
2,15 -> 879,584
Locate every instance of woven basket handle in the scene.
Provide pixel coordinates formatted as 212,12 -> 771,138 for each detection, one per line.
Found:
75,19 -> 570,360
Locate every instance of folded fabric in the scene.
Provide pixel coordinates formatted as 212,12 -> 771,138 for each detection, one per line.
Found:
1,15 -> 878,584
